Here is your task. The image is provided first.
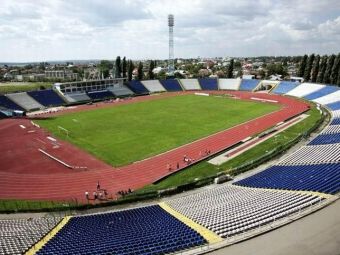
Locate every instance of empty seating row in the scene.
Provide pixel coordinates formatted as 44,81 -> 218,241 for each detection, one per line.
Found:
63,93 -> 91,103
6,92 -> 43,111
331,110 -> 340,125
234,163 -> 340,194
326,101 -> 340,111
239,79 -> 259,91
309,133 -> 340,145
286,83 -> 325,98
180,79 -> 201,90
127,80 -> 149,94
318,124 -> 340,134
108,85 -> 134,97
277,144 -> 340,165
141,80 -> 166,93
166,185 -> 322,238
313,90 -> 340,105
86,90 -> 114,100
218,79 -> 240,90
0,217 -> 60,255
303,85 -> 339,100
0,95 -> 24,111
198,78 -> 218,90
159,79 -> 183,91
36,205 -> 206,255
27,90 -> 65,107
271,81 -> 299,94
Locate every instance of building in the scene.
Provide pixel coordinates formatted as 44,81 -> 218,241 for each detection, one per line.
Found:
45,70 -> 78,80
54,78 -> 126,94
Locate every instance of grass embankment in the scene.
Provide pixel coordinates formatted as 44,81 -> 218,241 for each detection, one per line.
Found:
137,105 -> 323,193
0,199 -> 73,213
36,95 -> 278,166
0,82 -> 53,94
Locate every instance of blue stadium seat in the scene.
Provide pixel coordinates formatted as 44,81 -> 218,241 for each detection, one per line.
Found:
127,81 -> 149,94
271,81 -> 299,94
27,90 -> 65,107
87,90 -> 114,100
304,86 -> 339,100
326,101 -> 340,111
331,118 -> 340,125
198,78 -> 218,90
159,79 -> 183,91
36,205 -> 206,255
239,79 -> 260,91
0,95 -> 25,111
309,133 -> 340,145
234,163 -> 340,194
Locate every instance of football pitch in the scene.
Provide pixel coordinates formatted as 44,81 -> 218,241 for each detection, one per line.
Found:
36,95 -> 280,166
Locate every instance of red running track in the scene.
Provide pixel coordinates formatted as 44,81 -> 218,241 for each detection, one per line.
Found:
0,91 -> 309,203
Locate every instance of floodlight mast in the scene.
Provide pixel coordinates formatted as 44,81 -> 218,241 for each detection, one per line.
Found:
168,14 -> 175,76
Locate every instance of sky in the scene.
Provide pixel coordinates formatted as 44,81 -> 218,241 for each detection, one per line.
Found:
0,0 -> 340,62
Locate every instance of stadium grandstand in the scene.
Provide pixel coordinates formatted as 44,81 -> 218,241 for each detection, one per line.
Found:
198,78 -> 219,90
159,79 -> 183,91
179,79 -> 201,90
218,78 -> 240,90
6,92 -> 44,111
239,79 -> 260,91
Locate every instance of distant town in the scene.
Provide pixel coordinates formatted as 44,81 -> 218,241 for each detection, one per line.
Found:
1,54 -> 340,87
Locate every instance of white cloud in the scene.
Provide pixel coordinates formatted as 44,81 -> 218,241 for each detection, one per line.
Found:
0,0 -> 339,62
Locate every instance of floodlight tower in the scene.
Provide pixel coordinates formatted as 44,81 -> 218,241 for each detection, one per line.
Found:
168,14 -> 175,75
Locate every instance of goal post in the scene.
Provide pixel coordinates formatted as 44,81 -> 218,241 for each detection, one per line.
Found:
58,126 -> 70,137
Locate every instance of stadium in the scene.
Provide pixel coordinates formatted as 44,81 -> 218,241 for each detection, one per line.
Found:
0,77 -> 339,254
1,0 -> 340,254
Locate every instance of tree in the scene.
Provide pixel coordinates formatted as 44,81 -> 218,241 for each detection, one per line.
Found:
236,70 -> 243,78
215,70 -> 225,78
115,56 -> 121,78
298,54 -> 308,77
137,62 -> 143,80
317,55 -> 327,83
330,53 -> 340,85
98,60 -> 113,78
311,55 -> 320,83
39,62 -> 46,71
122,57 -> 127,78
127,60 -> 134,81
323,54 -> 335,84
148,60 -> 155,79
227,59 -> 234,78
156,70 -> 167,80
304,54 -> 315,82
266,63 -> 287,77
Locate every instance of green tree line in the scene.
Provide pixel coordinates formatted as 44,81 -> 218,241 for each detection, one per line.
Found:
299,53 -> 340,85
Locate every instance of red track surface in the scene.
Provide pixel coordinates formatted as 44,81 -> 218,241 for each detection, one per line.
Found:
0,91 -> 309,203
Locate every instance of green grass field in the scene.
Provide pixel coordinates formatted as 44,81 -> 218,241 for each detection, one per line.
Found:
137,105 -> 323,192
36,95 -> 279,166
0,82 -> 52,94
